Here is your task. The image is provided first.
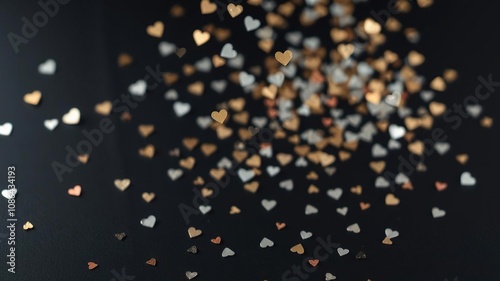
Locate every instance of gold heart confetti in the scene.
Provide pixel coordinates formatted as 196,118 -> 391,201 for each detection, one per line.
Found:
276,222 -> 286,230
200,0 -> 217,14
179,156 -> 196,170
193,29 -> 211,46
290,243 -> 305,255
244,181 -> 259,193
211,236 -> 222,244
95,100 -> 112,116
211,109 -> 228,124
385,194 -> 400,206
23,221 -> 34,230
275,50 -> 293,66
139,144 -> 155,158
146,21 -> 164,38
78,154 -> 89,164
188,227 -> 202,238
118,53 -> 133,67
227,3 -> 243,18
142,192 -> 155,203
23,90 -> 42,105
229,205 -> 241,214
146,258 -> 157,266
337,43 -> 355,59
114,179 -> 131,191
201,143 -> 217,156
138,124 -> 155,138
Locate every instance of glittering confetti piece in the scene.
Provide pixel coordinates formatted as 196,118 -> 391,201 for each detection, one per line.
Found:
480,116 -> 493,127
142,192 -> 155,203
43,119 -> 58,131
117,53 -> 133,67
300,231 -> 312,240
23,221 -> 33,231
275,50 -> 293,66
346,223 -> 360,234
382,237 -> 393,245
94,101 -> 112,116
211,109 -> 228,124
290,243 -> 304,255
146,258 -> 157,266
360,202 -> 371,211
325,273 -> 336,280
62,108 -> 80,125
432,207 -> 446,218
187,246 -> 198,254
261,199 -> 277,211
211,236 -> 222,244
146,21 -> 164,38
227,3 -> 243,18
456,154 -> 469,165
77,154 -> 89,164
308,259 -> 319,267
276,222 -> 286,230
176,47 -> 187,58
305,204 -> 318,215
114,232 -> 126,241
114,179 -> 130,191
67,185 -> 82,197
221,247 -> 235,257
188,227 -> 202,238
193,29 -> 210,46
435,181 -> 448,192
385,228 -> 399,239
355,251 -> 367,259
186,271 -> 198,279
385,194 -> 400,206
138,124 -> 155,138
1,188 -> 16,199
140,215 -> 156,228
23,90 -> 42,105
87,262 -> 98,270
38,59 -> 56,75
260,237 -> 274,248
460,172 -> 476,186
229,206 -> 241,214
139,144 -> 155,158
337,248 -> 349,257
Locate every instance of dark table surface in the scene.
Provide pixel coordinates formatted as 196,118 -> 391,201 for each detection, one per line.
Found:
1,0 -> 500,280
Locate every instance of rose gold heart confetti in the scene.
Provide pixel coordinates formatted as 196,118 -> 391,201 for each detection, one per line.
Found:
429,101 -> 446,116
193,29 -> 210,46
146,21 -> 164,38
430,77 -> 446,91
211,236 -> 222,244
23,90 -> 42,105
212,54 -> 225,67
435,181 -> 448,192
142,192 -> 155,203
68,185 -> 82,197
146,258 -> 157,266
114,179 -> 131,191
188,227 -> 202,238
23,221 -> 33,230
276,222 -> 286,230
481,116 -> 493,128
138,124 -> 155,138
94,100 -> 112,116
290,243 -> 305,254
211,109 -> 228,124
244,181 -> 259,193
78,154 -> 89,164
139,144 -> 155,158
188,81 -> 204,95
275,50 -> 293,66
402,181 -> 414,190
88,262 -> 98,270
210,168 -> 226,180
308,259 -> 319,267
227,3 -> 243,18
385,194 -> 400,206
179,157 -> 196,170
360,202 -> 371,211
229,205 -> 241,214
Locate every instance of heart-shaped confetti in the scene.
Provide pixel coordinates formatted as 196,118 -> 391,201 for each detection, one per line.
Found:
188,227 -> 202,238
227,3 -> 243,18
168,169 -> 183,181
44,119 -> 58,131
275,50 -> 293,66
385,194 -> 400,206
187,246 -> 198,254
327,188 -> 342,200
337,247 -> 349,256
199,205 -> 212,215
305,204 -> 318,215
385,228 -> 399,239
186,271 -> 198,279
325,273 -> 337,280
221,247 -> 235,257
23,221 -> 33,230
0,123 -> 13,136
114,179 -> 131,191
140,215 -> 156,228
67,185 -> 82,197
115,232 -> 126,241
62,108 -> 80,125
220,43 -> 237,59
142,192 -> 155,203
336,207 -> 348,216
460,172 -> 476,186
38,59 -> 56,75
2,188 -> 16,199
129,80 -> 147,96
87,262 -> 98,270
260,237 -> 274,248
146,21 -> 164,38
244,16 -> 261,31
193,29 -> 210,46
300,231 -> 312,240
173,102 -> 191,117
24,90 -> 42,105
261,199 -> 277,211
211,109 -> 228,124
290,243 -> 305,254
146,258 -> 157,266
432,207 -> 446,218
346,223 -> 360,234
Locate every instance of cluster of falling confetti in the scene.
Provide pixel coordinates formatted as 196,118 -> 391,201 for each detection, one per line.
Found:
3,0 -> 493,279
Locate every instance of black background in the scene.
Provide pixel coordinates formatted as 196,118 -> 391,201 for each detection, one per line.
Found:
1,0 -> 500,280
